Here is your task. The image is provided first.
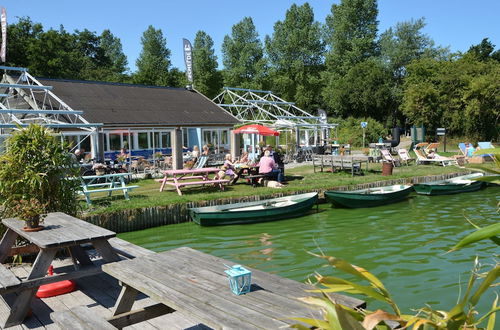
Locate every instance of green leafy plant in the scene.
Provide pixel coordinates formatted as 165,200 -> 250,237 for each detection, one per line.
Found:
10,198 -> 47,225
291,251 -> 499,329
0,124 -> 81,220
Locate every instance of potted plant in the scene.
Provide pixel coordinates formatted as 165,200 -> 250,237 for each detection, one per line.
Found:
11,198 -> 47,231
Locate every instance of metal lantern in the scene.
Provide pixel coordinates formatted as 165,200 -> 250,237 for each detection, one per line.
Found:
224,264 -> 252,295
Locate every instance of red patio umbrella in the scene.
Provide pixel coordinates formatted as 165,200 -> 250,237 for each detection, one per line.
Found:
233,124 -> 280,136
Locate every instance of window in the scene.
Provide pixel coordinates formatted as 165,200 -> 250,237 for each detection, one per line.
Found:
79,136 -> 91,152
108,134 -> 121,151
220,130 -> 228,145
138,132 -> 149,149
161,132 -> 171,148
182,128 -> 188,147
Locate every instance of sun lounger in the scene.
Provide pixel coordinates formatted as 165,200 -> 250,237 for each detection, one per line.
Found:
414,149 -> 457,166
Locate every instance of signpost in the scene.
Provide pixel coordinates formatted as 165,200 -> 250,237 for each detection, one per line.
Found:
437,127 -> 446,152
361,121 -> 368,148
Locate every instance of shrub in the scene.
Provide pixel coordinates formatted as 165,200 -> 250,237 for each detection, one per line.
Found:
336,117 -> 387,147
0,124 -> 81,218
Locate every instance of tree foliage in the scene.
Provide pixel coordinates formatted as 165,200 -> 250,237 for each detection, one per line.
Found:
221,17 -> 267,89
100,29 -> 129,81
402,56 -> 500,140
193,31 -> 223,98
265,3 -> 324,110
134,26 -> 172,86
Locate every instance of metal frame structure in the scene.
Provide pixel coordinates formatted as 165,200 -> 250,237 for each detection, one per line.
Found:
0,66 -> 102,156
213,87 -> 338,147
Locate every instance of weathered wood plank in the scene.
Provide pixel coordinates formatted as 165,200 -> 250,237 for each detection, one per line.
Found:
171,246 -> 365,309
136,252 -> 324,323
108,303 -> 174,329
103,261 -> 273,329
0,264 -> 21,289
51,305 -> 116,330
108,237 -> 155,259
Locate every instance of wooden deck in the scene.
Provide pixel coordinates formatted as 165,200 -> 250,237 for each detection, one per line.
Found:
0,239 -> 211,329
0,239 -> 364,329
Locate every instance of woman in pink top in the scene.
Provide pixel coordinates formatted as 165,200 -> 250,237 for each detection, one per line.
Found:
258,150 -> 284,182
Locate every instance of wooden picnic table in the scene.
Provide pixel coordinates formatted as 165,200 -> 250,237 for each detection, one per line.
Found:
0,212 -> 120,327
102,247 -> 364,329
80,172 -> 138,204
158,167 -> 230,195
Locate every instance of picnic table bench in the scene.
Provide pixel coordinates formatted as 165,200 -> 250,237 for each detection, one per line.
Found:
0,212 -> 120,327
158,167 -> 230,195
79,172 -> 138,204
97,247 -> 364,329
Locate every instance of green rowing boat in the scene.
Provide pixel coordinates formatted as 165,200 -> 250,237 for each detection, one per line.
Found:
325,185 -> 413,208
189,192 -> 318,226
413,173 -> 485,196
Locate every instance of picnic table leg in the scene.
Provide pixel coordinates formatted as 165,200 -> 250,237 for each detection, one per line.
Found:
92,239 -> 121,262
69,245 -> 93,267
173,177 -> 183,196
113,284 -> 139,316
2,248 -> 57,328
159,174 -> 168,192
119,176 -> 131,200
0,229 -> 18,263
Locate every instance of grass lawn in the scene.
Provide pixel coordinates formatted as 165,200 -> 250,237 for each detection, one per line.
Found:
81,162 -> 491,215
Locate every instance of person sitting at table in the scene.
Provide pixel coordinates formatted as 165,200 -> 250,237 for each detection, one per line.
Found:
237,151 -> 249,165
215,154 -> 239,184
258,150 -> 284,183
202,144 -> 210,156
191,145 -> 200,163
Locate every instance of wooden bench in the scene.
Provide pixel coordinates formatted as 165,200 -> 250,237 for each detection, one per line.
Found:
313,155 -> 365,176
51,305 -> 116,330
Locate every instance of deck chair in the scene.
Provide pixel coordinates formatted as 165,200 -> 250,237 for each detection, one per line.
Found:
380,149 -> 400,166
397,148 -> 415,166
192,155 -> 208,169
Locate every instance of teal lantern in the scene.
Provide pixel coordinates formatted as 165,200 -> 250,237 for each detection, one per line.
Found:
224,265 -> 252,295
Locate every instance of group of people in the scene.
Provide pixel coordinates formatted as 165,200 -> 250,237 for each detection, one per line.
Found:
214,145 -> 284,185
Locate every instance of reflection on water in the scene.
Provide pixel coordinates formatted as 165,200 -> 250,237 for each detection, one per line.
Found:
120,187 -> 500,314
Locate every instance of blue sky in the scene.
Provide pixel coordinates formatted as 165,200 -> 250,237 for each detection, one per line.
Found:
3,1 -> 499,71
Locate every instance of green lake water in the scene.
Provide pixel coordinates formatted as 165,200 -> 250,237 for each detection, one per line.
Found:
119,187 -> 499,317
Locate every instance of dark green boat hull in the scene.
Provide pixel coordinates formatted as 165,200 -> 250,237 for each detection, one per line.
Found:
413,181 -> 485,195
189,193 -> 318,226
325,186 -> 413,208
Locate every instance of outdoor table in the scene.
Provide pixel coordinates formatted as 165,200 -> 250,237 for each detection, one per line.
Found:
158,167 -> 230,195
102,247 -> 364,329
0,212 -> 120,327
80,172 -> 138,204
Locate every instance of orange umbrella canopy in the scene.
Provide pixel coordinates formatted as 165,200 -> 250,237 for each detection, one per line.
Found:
233,124 -> 280,136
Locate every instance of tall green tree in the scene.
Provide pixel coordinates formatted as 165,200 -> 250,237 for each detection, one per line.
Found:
322,0 -> 380,117
27,26 -> 77,78
324,0 -> 378,75
265,2 -> 324,109
378,18 -> 447,125
100,29 -> 129,81
193,31 -> 222,98
4,17 -> 43,68
379,18 -> 446,80
466,38 -> 500,62
221,17 -> 267,89
134,25 -> 171,86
